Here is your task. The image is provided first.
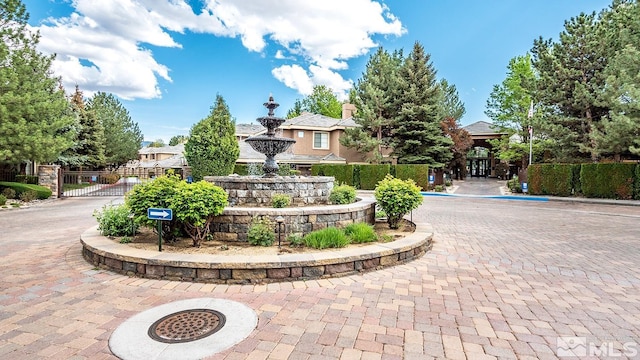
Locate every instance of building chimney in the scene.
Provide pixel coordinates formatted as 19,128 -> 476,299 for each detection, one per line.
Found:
342,103 -> 356,119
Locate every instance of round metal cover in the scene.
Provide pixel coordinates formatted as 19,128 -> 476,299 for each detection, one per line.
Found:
148,309 -> 226,343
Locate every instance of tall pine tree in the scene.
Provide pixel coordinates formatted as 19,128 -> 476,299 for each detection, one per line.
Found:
392,42 -> 452,166
65,86 -> 105,168
532,12 -> 609,162
87,92 -> 142,169
185,95 -> 239,181
340,47 -> 402,163
0,0 -> 76,165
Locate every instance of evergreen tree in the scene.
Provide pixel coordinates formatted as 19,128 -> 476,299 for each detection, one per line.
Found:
532,12 -> 609,162
87,92 -> 143,169
592,0 -> 640,159
440,79 -> 466,121
392,42 -> 452,166
67,86 -> 105,168
340,47 -> 402,163
0,0 -> 76,165
185,95 -> 239,181
286,99 -> 303,119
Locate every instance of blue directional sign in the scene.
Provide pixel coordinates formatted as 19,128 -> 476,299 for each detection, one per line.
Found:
521,182 -> 529,193
147,208 -> 173,221
428,175 -> 435,184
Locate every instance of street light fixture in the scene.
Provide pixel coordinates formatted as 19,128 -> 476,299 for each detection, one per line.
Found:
275,216 -> 285,249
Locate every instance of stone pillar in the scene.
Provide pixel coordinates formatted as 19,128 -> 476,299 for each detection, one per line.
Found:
38,165 -> 61,198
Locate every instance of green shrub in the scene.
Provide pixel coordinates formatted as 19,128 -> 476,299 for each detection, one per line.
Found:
0,182 -> 52,199
395,164 -> 429,191
169,181 -> 228,247
375,210 -> 387,219
287,233 -> 304,247
533,164 -> 573,196
233,164 -> 249,176
119,236 -> 132,244
507,176 -> 522,193
434,185 -> 444,192
329,184 -> 356,204
2,188 -> 15,199
94,204 -> 136,237
247,217 -> 275,246
374,175 -> 423,229
125,174 -> 184,242
15,175 -> 38,184
311,164 -> 324,176
359,164 -> 391,190
303,227 -> 350,249
344,222 -> 377,244
271,194 -> 292,208
19,190 -> 37,202
0,194 -> 6,206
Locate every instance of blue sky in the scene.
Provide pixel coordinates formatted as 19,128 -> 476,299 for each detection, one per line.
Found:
23,0 -> 612,143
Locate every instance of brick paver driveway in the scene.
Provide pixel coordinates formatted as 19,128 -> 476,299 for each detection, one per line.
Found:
1,196 -> 639,359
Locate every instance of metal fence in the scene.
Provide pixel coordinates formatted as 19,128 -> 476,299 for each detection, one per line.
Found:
61,171 -> 147,197
0,170 -> 18,182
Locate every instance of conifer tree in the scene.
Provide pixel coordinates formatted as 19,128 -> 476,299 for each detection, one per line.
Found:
87,92 -> 143,169
67,86 -> 105,168
0,0 -> 76,165
532,12 -> 609,162
392,42 -> 452,166
185,95 -> 239,180
340,47 -> 402,163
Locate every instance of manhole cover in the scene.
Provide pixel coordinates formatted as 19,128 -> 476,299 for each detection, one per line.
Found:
148,309 -> 226,343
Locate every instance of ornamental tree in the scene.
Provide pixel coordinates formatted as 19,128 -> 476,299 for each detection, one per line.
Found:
185,95 -> 239,181
168,181 -> 228,247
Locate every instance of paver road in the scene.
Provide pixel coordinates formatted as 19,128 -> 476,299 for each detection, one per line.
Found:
1,196 -> 639,359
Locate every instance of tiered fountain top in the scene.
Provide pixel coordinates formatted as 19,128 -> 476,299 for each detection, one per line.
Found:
245,95 -> 296,177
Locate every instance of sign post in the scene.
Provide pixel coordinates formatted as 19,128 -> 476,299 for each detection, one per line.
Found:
147,208 -> 173,252
522,182 -> 528,194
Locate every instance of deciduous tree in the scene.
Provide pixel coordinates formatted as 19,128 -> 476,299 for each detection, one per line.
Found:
286,85 -> 342,119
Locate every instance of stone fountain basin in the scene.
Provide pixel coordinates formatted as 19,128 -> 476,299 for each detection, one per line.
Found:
244,135 -> 295,155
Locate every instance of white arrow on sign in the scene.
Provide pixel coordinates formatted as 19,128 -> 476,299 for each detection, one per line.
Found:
149,210 -> 170,218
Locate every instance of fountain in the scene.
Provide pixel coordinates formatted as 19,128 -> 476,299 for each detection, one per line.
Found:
81,96 -> 431,284
244,95 -> 296,177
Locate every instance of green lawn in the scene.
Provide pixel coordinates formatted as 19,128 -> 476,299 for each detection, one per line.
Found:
63,183 -> 94,191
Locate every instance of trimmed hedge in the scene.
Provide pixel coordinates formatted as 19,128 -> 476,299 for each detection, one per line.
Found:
320,164 -> 355,186
543,164 -> 573,197
528,164 -> 543,194
233,164 -> 249,176
358,164 -> 391,190
635,165 -> 640,200
581,163 -> 635,199
395,164 -> 429,191
0,182 -> 52,200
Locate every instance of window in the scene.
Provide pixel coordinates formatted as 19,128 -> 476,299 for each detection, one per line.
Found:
298,131 -> 304,138
313,132 -> 329,149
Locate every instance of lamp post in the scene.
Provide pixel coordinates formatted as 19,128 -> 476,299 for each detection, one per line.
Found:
275,216 -> 285,249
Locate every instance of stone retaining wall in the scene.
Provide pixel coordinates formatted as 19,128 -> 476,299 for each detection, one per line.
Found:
37,165 -> 60,198
211,197 -> 376,242
205,175 -> 334,206
80,223 -> 432,284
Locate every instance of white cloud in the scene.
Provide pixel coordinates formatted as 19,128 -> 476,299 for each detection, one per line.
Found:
272,65 -> 314,95
30,0 -> 403,100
